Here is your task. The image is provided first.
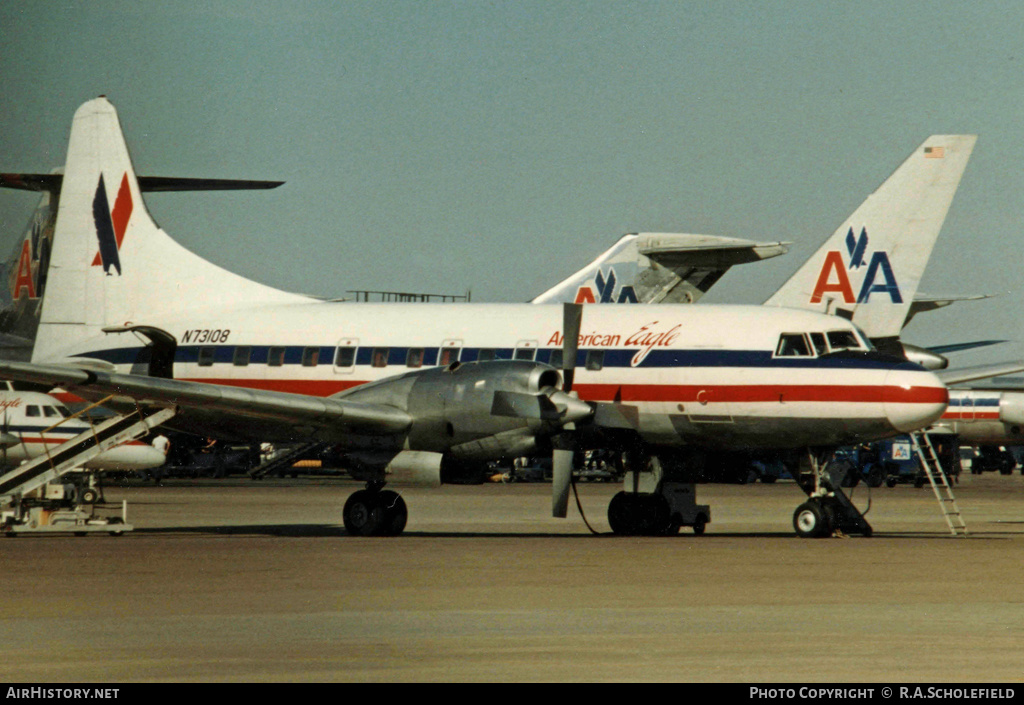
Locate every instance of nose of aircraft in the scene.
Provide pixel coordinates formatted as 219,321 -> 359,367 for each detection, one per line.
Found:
883,367 -> 949,433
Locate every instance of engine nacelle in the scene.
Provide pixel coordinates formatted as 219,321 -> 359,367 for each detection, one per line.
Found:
347,450 -> 443,486
336,360 -> 571,461
900,343 -> 949,370
1000,393 -> 1024,426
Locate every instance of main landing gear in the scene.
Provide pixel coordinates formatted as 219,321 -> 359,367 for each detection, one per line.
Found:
342,483 -> 408,537
606,457 -> 711,536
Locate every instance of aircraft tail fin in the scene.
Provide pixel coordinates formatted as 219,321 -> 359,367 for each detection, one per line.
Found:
763,135 -> 976,340
31,97 -> 310,363
531,232 -> 788,305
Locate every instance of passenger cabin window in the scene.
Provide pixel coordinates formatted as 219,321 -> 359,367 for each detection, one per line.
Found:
334,346 -> 356,368
372,348 -> 389,368
439,347 -> 460,366
514,347 -> 536,361
302,347 -> 320,367
809,332 -> 828,356
198,346 -> 216,367
585,350 -> 605,371
233,346 -> 251,366
549,349 -> 564,369
776,333 -> 812,357
406,348 -> 424,368
26,405 -> 40,417
826,330 -> 861,352
477,348 -> 496,362
268,347 -> 286,367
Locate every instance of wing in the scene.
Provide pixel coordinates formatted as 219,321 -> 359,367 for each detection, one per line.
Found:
937,362 -> 1024,386
0,361 -> 410,443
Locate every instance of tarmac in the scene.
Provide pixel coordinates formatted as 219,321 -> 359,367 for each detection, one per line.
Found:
2,473 -> 1023,682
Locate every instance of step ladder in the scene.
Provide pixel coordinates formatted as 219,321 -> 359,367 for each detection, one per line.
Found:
249,441 -> 328,479
0,400 -> 176,502
910,433 -> 968,537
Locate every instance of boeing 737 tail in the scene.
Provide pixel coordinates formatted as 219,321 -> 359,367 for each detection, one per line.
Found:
23,97 -> 311,364
763,135 -> 976,347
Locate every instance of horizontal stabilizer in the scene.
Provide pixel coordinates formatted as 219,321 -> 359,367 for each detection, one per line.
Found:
1,172 -> 283,192
938,362 -> 1024,386
532,232 -> 790,305
905,293 -> 995,327
930,340 -> 1007,355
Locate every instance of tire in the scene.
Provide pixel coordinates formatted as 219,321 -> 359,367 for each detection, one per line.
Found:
867,466 -> 885,488
343,490 -> 385,537
793,501 -> 829,538
607,492 -> 634,535
643,494 -> 672,536
80,488 -> 100,505
377,490 -> 408,537
692,514 -> 708,536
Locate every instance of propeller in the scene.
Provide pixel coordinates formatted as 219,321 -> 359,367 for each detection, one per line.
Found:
552,303 -> 583,518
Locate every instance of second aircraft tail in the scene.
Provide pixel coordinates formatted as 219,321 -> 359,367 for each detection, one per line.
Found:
763,135 -> 977,342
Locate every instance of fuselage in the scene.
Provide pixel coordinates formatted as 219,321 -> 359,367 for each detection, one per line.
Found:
0,391 -> 166,470
52,303 -> 949,450
933,388 -> 1024,445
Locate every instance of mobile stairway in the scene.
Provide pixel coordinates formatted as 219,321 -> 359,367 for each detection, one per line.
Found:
249,441 -> 328,479
910,432 -> 968,537
0,399 -> 175,535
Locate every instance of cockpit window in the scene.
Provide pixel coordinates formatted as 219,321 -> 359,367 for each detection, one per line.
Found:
776,333 -> 812,357
826,330 -> 861,352
809,332 -> 828,356
43,406 -> 60,418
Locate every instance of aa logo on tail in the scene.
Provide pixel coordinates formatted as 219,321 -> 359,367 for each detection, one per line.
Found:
809,227 -> 902,305
91,173 -> 133,275
11,218 -> 51,301
574,267 -> 639,304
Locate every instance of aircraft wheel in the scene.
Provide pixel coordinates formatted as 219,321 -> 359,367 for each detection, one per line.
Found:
793,501 -> 829,538
607,492 -> 635,535
378,490 -> 408,537
343,490 -> 385,537
80,488 -> 100,505
643,494 -> 672,536
692,514 -> 708,536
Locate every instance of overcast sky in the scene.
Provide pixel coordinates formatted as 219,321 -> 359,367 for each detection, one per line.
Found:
2,1 -> 1023,366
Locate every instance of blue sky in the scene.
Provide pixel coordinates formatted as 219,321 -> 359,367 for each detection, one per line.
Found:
2,1 -> 1023,365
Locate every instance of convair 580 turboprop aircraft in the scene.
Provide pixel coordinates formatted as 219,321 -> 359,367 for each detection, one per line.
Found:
0,97 -> 950,538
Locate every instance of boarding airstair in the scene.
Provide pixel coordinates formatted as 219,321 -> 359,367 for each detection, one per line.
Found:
0,400 -> 176,535
910,432 -> 968,537
249,441 -> 329,479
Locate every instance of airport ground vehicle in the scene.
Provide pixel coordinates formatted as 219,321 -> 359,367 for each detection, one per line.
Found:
830,434 -> 961,488
969,445 -> 1018,475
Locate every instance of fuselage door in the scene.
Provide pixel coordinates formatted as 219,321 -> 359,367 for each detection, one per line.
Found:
333,337 -> 359,374
439,339 -> 463,367
514,339 -> 538,361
